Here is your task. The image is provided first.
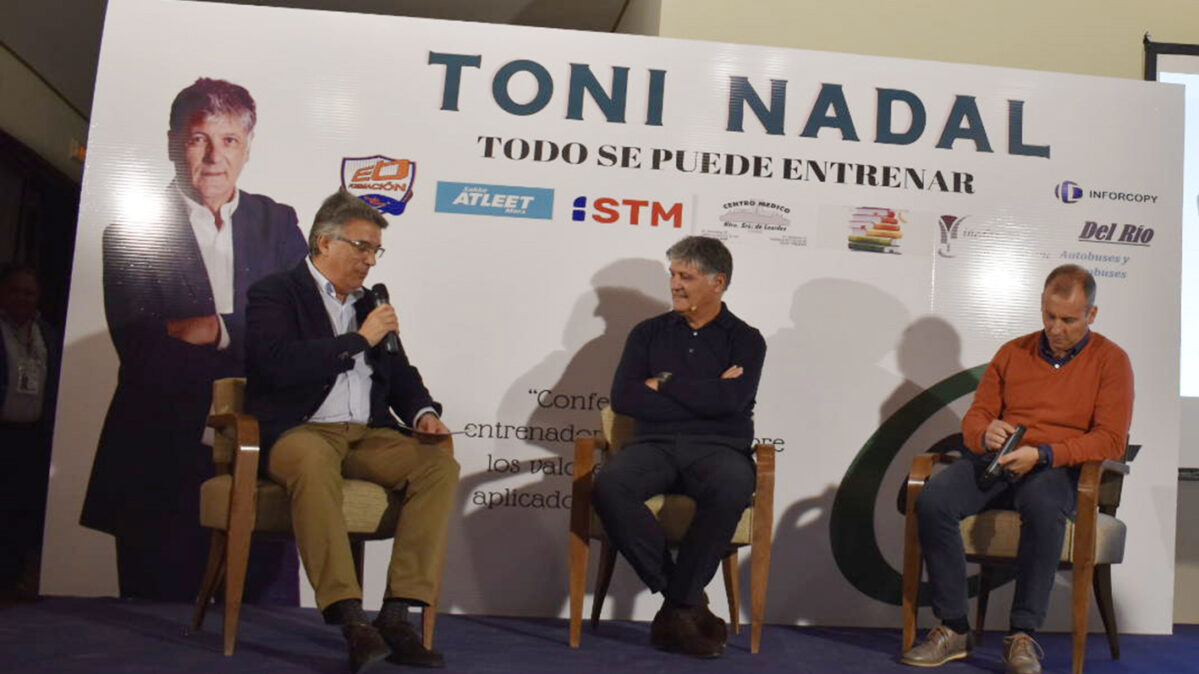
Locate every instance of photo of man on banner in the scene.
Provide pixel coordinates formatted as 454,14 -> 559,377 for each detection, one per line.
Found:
80,77 -> 306,602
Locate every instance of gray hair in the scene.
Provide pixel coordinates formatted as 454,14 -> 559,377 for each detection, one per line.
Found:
1044,264 -> 1096,308
666,236 -> 733,289
168,77 -> 256,134
308,188 -> 389,257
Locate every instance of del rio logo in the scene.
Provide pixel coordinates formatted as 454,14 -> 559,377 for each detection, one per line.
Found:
571,196 -> 685,228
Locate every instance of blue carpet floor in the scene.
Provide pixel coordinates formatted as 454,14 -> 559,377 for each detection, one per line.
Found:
0,598 -> 1195,673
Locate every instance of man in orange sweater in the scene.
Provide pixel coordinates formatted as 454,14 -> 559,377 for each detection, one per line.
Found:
902,264 -> 1133,674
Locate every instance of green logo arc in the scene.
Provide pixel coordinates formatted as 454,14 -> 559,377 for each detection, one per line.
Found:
828,365 -> 987,606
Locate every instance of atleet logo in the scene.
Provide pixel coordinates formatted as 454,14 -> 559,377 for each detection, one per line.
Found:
1077,220 -> 1153,246
571,196 -> 684,228
1053,180 -> 1158,206
342,155 -> 415,215
434,182 -> 554,220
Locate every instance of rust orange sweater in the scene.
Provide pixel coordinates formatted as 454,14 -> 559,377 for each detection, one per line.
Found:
962,330 -> 1133,467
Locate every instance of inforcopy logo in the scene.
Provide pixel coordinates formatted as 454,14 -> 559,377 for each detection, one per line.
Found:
1055,180 -> 1082,204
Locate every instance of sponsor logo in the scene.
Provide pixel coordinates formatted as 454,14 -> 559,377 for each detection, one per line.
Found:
342,155 -> 415,215
1058,250 -> 1131,279
1055,180 -> 1082,204
434,182 -> 554,220
708,199 -> 804,246
571,196 -> 684,228
1053,180 -> 1158,205
847,206 -> 905,254
936,215 -> 968,257
718,200 -> 791,230
1077,221 -> 1153,246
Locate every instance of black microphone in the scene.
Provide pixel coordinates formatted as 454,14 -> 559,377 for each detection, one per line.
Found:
370,283 -> 399,355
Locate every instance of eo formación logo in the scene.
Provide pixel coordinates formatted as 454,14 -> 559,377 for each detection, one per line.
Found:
342,155 -> 415,215
434,182 -> 554,219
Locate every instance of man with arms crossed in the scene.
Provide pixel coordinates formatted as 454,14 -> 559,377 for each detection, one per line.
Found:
903,264 -> 1133,674
593,236 -> 766,658
246,189 -> 457,672
82,77 -> 306,600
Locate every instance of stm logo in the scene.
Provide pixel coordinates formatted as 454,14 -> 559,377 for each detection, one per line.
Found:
571,197 -> 684,228
1055,180 -> 1082,204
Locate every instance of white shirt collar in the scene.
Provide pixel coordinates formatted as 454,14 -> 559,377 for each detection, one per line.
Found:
305,256 -> 364,305
174,181 -> 241,227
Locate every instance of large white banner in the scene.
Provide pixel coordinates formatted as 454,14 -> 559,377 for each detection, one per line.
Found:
45,0 -> 1182,633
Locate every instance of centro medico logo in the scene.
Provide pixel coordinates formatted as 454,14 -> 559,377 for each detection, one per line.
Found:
1055,180 -> 1082,204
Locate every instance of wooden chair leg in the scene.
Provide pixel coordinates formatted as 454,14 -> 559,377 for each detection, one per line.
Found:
1072,559 -> 1095,674
590,540 -> 617,630
193,529 -> 228,631
901,511 -> 923,653
975,564 -> 995,646
422,602 -> 437,649
750,527 -> 772,654
1092,564 -> 1119,660
568,530 -> 590,648
721,551 -> 741,635
222,521 -> 253,655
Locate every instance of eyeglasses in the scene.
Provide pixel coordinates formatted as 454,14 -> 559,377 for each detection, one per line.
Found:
332,235 -> 385,259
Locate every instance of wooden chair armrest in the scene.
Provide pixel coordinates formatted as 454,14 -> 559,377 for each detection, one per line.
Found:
570,436 -> 605,541
1073,459 -> 1129,569
1079,459 -> 1130,496
753,443 -> 776,499
751,444 -> 776,549
207,412 -> 262,486
906,451 -> 955,499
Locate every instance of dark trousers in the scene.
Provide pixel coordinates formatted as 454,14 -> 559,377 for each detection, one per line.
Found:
916,453 -> 1078,632
0,422 -> 50,593
592,435 -> 755,607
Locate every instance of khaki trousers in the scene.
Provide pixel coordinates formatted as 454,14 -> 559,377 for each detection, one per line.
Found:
268,422 -> 459,610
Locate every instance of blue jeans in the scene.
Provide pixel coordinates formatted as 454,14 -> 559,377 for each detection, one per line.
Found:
916,453 -> 1078,632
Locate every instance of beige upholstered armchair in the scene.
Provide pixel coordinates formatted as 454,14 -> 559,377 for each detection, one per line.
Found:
901,444 -> 1136,674
567,407 -> 776,653
191,377 -> 449,655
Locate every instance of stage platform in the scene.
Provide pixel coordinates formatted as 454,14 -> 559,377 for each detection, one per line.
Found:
0,598 -> 1194,673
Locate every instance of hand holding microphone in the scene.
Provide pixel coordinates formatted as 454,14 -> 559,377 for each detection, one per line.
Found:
359,283 -> 399,354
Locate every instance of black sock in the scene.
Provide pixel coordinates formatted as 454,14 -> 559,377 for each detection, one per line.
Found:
377,598 -> 414,626
943,617 -> 971,635
1008,627 -> 1036,636
322,598 -> 368,626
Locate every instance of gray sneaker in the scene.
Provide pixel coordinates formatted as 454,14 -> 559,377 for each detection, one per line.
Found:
901,625 -> 973,667
1003,632 -> 1044,674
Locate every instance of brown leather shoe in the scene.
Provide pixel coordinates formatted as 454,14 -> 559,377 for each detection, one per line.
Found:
901,624 -> 972,667
695,593 -> 728,645
341,621 -> 391,674
696,605 -> 728,645
1002,632 -> 1044,674
373,619 -> 446,668
650,604 -> 723,658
